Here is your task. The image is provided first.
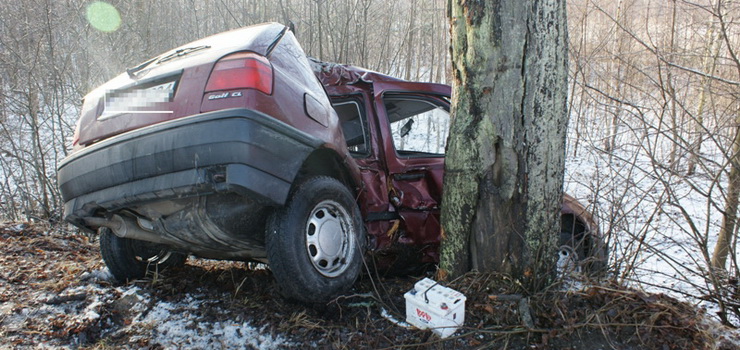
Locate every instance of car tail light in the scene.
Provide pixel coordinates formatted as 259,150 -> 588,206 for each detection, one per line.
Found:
205,52 -> 273,94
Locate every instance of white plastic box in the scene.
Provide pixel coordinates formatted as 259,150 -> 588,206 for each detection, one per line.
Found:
404,278 -> 466,338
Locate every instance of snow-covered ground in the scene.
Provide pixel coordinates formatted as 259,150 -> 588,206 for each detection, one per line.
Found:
0,267 -> 288,349
564,138 -> 737,323
128,290 -> 288,349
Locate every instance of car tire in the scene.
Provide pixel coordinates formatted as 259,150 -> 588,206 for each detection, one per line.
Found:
559,229 -> 607,276
266,176 -> 364,303
100,227 -> 187,282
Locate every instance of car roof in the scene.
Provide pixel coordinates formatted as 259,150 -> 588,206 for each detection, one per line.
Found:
310,59 -> 404,87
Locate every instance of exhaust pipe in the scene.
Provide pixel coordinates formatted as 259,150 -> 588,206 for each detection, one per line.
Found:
84,215 -> 172,245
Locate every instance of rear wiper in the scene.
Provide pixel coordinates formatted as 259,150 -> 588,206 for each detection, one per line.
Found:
126,56 -> 159,79
157,45 -> 211,64
126,45 -> 211,79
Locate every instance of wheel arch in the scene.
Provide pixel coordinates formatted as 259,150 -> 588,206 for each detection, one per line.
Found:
561,193 -> 607,273
294,148 -> 359,196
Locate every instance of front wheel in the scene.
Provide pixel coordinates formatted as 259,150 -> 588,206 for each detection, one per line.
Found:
266,176 -> 364,303
100,227 -> 187,282
559,227 -> 607,276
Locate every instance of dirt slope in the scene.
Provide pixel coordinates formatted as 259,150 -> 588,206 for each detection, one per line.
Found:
0,222 -> 734,349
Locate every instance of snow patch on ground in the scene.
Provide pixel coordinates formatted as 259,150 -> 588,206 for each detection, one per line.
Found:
1,267 -> 288,349
129,293 -> 289,349
79,267 -> 114,283
380,307 -> 412,329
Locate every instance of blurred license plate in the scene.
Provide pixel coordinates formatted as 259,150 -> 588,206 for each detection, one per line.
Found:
99,81 -> 176,120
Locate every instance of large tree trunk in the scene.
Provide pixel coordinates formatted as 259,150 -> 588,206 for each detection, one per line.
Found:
440,0 -> 569,291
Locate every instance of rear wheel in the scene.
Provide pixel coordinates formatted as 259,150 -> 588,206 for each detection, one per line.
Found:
100,227 -> 187,282
266,176 -> 364,303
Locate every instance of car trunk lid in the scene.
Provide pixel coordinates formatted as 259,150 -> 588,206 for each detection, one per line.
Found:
75,22 -> 285,147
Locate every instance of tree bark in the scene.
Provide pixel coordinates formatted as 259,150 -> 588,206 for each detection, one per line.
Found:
710,0 -> 740,273
712,114 -> 740,271
440,0 -> 569,291
403,0 -> 417,81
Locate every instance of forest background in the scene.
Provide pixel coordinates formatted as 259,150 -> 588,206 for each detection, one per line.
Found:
2,0 -> 740,324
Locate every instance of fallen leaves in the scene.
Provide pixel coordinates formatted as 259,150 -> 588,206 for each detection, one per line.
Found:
0,222 -> 106,346
0,221 -> 729,349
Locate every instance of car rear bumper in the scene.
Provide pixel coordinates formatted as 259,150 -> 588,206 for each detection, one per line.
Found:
58,108 -> 322,229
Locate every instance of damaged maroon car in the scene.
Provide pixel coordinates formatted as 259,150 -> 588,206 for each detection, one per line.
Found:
58,23 -> 604,303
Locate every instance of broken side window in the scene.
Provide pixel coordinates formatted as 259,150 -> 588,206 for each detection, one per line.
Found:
384,96 -> 449,156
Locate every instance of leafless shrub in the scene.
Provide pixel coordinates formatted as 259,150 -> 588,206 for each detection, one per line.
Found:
567,0 -> 740,326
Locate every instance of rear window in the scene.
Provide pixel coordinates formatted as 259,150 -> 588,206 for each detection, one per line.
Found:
333,99 -> 370,157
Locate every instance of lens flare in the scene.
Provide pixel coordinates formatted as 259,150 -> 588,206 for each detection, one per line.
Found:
86,1 -> 121,33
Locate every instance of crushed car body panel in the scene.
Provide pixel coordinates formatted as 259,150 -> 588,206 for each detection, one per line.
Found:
60,23 -> 602,274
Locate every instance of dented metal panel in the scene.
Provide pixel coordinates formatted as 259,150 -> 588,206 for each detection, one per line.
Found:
313,59 -> 603,270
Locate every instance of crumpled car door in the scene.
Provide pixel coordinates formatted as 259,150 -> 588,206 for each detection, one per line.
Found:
372,81 -> 451,263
